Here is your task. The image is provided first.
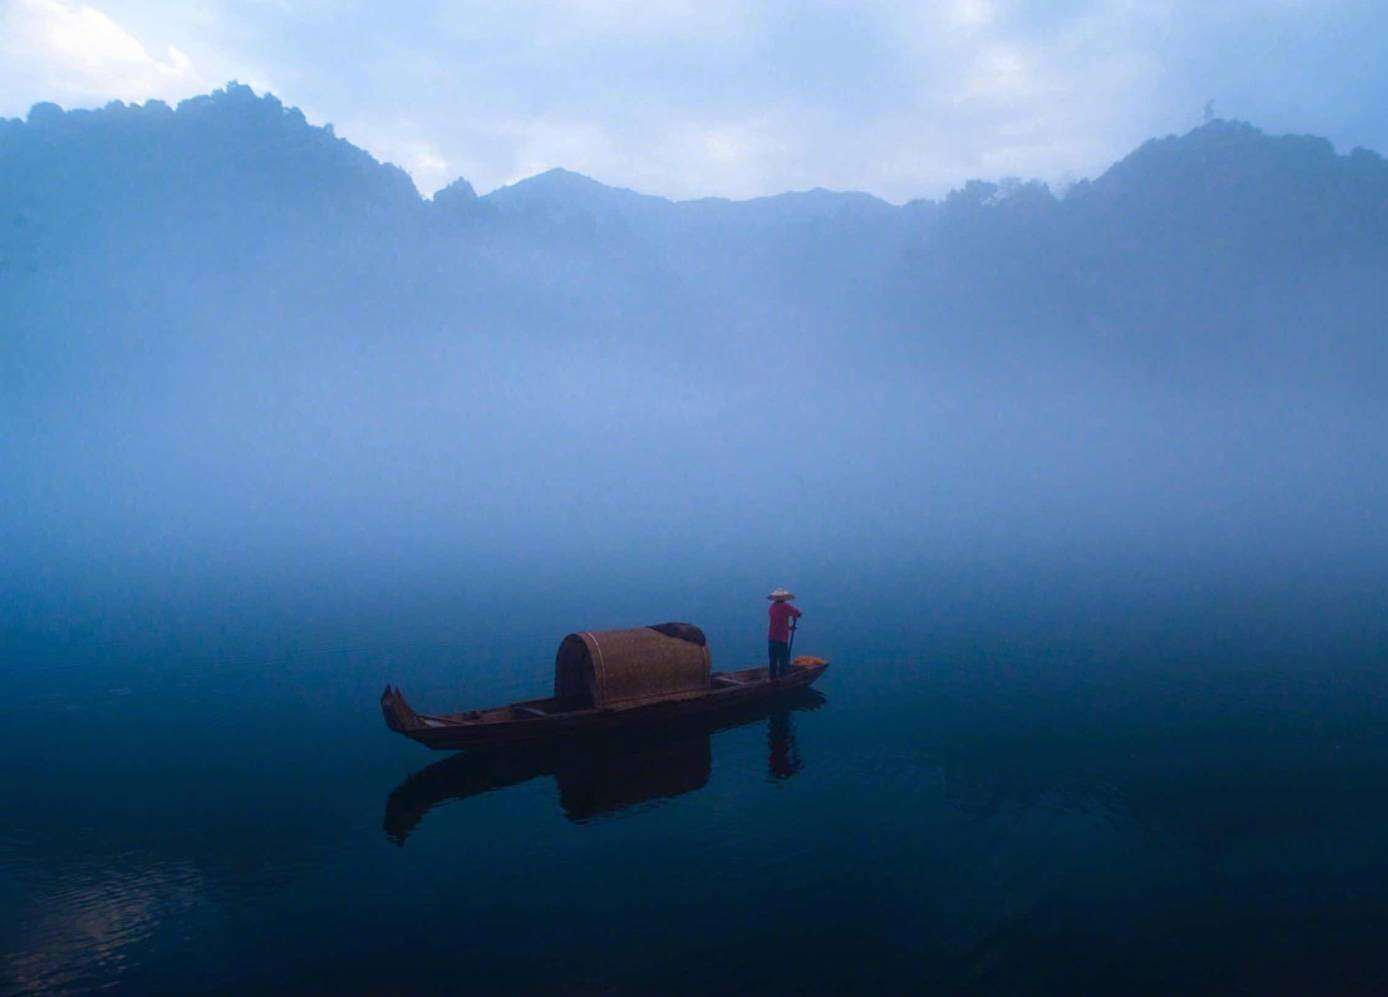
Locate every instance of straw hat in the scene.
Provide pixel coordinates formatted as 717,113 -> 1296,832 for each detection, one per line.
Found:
767,588 -> 796,602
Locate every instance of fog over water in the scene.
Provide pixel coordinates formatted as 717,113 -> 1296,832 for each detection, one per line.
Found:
6,86 -> 1386,630
4,85 -> 1388,993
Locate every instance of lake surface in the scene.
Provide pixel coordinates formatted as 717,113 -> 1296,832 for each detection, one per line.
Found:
5,586 -> 1388,994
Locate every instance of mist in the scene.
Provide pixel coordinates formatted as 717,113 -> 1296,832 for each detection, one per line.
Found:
4,84 -> 1387,677
9,80 -> 1388,994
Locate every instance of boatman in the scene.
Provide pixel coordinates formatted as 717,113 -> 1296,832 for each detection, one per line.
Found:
767,588 -> 802,679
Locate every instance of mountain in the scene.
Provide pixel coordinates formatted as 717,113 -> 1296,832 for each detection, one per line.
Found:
485,167 -> 666,216
4,85 -> 1385,327
7,84 -> 1384,366
4,84 -> 1387,599
1,84 -> 418,268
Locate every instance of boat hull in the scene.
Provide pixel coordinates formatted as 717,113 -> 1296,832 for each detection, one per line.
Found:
382,662 -> 829,751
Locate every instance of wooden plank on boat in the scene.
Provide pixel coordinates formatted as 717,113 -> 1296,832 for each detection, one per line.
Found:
713,674 -> 747,687
514,706 -> 548,718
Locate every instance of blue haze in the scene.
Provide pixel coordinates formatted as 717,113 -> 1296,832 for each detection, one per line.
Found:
4,85 -> 1387,651
3,85 -> 1388,992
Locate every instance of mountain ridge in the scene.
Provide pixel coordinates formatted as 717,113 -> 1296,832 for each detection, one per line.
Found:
3,80 -> 1385,371
10,82 -> 1385,218
5,82 -> 1387,602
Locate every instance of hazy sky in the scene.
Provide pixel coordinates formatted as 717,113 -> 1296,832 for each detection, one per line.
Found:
2,0 -> 1386,201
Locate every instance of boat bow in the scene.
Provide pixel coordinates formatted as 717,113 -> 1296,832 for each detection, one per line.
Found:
381,685 -> 425,733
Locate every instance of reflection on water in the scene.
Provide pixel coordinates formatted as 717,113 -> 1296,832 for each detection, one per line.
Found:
13,630 -> 1388,993
767,710 -> 802,781
385,690 -> 826,843
2,863 -> 213,996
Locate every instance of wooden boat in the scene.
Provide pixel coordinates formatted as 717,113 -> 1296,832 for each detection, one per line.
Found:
381,621 -> 829,751
383,688 -> 827,842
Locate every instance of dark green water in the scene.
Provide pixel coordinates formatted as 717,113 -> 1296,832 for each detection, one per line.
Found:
5,585 -> 1388,994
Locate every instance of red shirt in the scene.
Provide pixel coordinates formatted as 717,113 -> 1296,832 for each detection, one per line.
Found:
768,602 -> 802,642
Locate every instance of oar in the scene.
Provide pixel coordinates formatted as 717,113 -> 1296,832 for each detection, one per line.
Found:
787,616 -> 798,659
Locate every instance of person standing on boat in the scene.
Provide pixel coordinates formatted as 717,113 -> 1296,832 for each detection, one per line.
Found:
767,588 -> 802,679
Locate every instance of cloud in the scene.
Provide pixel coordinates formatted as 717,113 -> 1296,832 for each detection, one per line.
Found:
0,0 -> 207,108
2,1 -> 1387,203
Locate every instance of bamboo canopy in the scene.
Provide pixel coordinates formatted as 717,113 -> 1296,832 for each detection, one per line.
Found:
555,624 -> 712,708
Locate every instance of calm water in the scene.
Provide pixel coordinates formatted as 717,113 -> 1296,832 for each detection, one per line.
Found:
5,585 -> 1388,994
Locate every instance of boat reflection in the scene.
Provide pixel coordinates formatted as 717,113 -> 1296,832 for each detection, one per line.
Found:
384,688 -> 826,843
767,708 -> 802,780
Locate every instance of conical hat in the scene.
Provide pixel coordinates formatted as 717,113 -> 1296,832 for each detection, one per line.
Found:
767,588 -> 796,601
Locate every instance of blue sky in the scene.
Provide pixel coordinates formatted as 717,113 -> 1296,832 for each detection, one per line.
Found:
2,0 -> 1385,201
